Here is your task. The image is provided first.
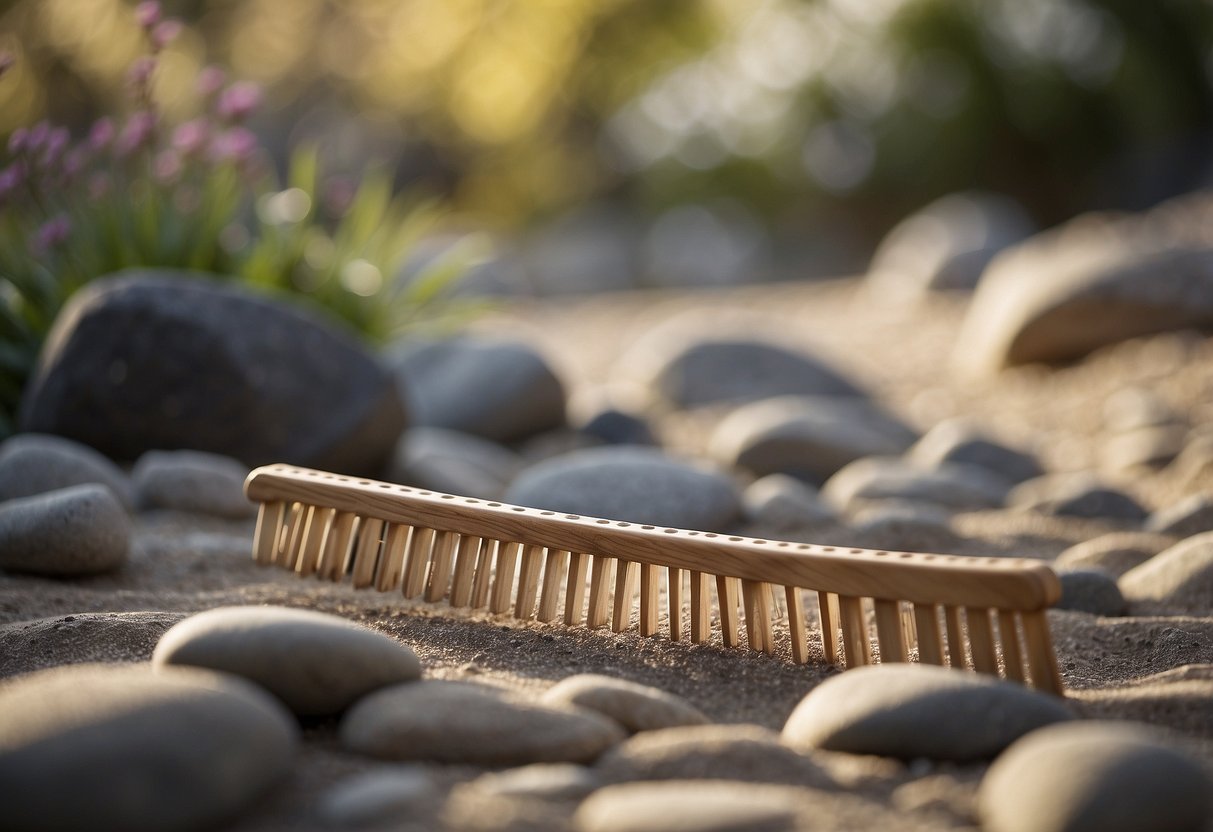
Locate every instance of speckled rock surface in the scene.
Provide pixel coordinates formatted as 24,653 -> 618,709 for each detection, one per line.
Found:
0,484 -> 130,576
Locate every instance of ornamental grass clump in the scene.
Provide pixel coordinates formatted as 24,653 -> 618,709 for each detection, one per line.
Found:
0,2 -> 479,438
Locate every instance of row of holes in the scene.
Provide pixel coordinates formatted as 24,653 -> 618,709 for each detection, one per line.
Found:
269,466 -> 1009,567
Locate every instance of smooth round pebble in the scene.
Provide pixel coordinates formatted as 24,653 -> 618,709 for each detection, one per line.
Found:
0,433 -> 133,507
848,500 -> 954,535
1054,532 -> 1175,578
1010,474 -> 1148,522
541,674 -> 709,734
389,427 -> 522,500
1146,492 -> 1213,537
316,767 -> 435,828
908,419 -> 1043,484
979,722 -> 1212,832
822,456 -> 1011,511
469,763 -> 600,801
132,449 -> 255,518
0,663 -> 297,832
1057,569 -> 1127,616
340,680 -> 625,765
1119,532 -> 1213,614
574,780 -> 802,832
781,664 -> 1073,761
0,484 -> 130,575
153,605 -> 421,716
742,474 -> 836,530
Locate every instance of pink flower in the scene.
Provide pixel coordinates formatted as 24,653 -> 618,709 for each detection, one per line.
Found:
88,118 -> 115,151
135,2 -> 161,30
153,149 -> 182,183
62,147 -> 88,179
127,56 -> 157,90
32,214 -> 71,254
171,119 -> 209,156
209,126 -> 259,164
216,81 -> 261,122
116,112 -> 157,157
0,164 -> 24,200
26,121 -> 49,153
151,20 -> 183,51
40,127 -> 69,167
196,65 -> 225,98
7,127 -> 27,155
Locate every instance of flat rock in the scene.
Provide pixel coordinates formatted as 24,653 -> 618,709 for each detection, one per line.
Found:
822,457 -> 1011,512
153,606 -> 421,716
391,335 -> 566,443
340,680 -> 625,765
389,427 -> 522,500
0,612 -> 185,678
710,396 -> 917,485
0,433 -> 133,508
469,764 -> 600,801
505,447 -> 740,530
20,272 -> 404,475
1146,493 -> 1213,537
1120,532 -> 1213,614
574,781 -> 803,832
316,767 -> 436,828
781,664 -> 1073,762
596,724 -> 833,789
1009,474 -> 1148,522
908,419 -> 1043,484
1054,532 -> 1175,577
0,663 -> 297,832
0,484 -> 130,575
540,674 -> 709,734
1057,569 -> 1127,616
742,474 -> 837,530
978,722 -> 1212,832
132,449 -> 254,518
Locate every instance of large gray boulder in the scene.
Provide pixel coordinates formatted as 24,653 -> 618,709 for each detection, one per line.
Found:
20,272 -> 405,475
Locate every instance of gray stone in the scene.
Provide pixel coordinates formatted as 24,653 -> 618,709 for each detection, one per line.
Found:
0,612 -> 185,678
392,335 -> 566,443
867,191 -> 1035,297
822,457 -> 1011,512
505,447 -> 740,530
1053,532 -> 1175,577
0,663 -> 297,832
978,722 -> 1212,832
596,724 -> 833,789
849,501 -> 954,535
0,484 -> 130,575
541,675 -> 709,734
908,419 -> 1043,484
469,764 -> 600,801
1009,474 -> 1148,522
741,474 -> 836,530
0,433 -> 133,508
153,606 -> 421,716
1146,493 -> 1213,537
389,427 -> 522,500
1099,425 -> 1187,471
710,396 -> 917,485
340,680 -> 625,765
132,449 -> 254,518
574,781 -> 803,832
316,767 -> 435,828
19,272 -> 405,475
1120,532 -> 1213,614
781,664 -> 1073,762
1057,569 -> 1127,616
575,407 -> 657,447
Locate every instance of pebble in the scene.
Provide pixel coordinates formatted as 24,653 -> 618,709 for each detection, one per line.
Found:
0,611 -> 185,678
505,447 -> 740,530
595,724 -> 834,789
131,449 -> 254,518
575,406 -> 658,447
389,427 -> 522,500
339,680 -> 625,765
781,664 -> 1073,762
849,501 -> 954,536
0,433 -> 133,508
392,335 -> 566,443
1054,532 -> 1176,577
574,781 -> 803,832
1102,387 -> 1181,432
316,767 -> 435,828
468,763 -> 600,801
908,419 -> 1043,484
1145,492 -> 1213,537
540,674 -> 709,734
0,484 -> 130,575
0,663 -> 297,832
822,457 -> 1011,512
741,474 -> 837,530
1119,532 -> 1213,614
1056,569 -> 1127,616
153,606 -> 421,716
1009,474 -> 1148,522
710,396 -> 917,484
978,722 -> 1212,832
1099,425 -> 1187,471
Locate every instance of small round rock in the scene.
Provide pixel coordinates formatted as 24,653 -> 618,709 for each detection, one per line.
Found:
574,780 -> 803,832
1119,532 -> 1213,615
0,663 -> 297,832
132,449 -> 255,518
469,763 -> 600,802
742,474 -> 836,530
0,433 -> 133,508
1057,569 -> 1127,616
316,767 -> 435,828
153,605 -> 421,716
978,721 -> 1212,832
340,680 -> 625,765
0,483 -> 130,575
781,664 -> 1073,762
1053,532 -> 1175,578
1145,492 -> 1213,537
541,674 -> 709,734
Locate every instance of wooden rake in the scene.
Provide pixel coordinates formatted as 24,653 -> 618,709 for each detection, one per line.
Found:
245,464 -> 1065,696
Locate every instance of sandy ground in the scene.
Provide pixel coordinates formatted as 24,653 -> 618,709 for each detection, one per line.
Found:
3,277 -> 1213,830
